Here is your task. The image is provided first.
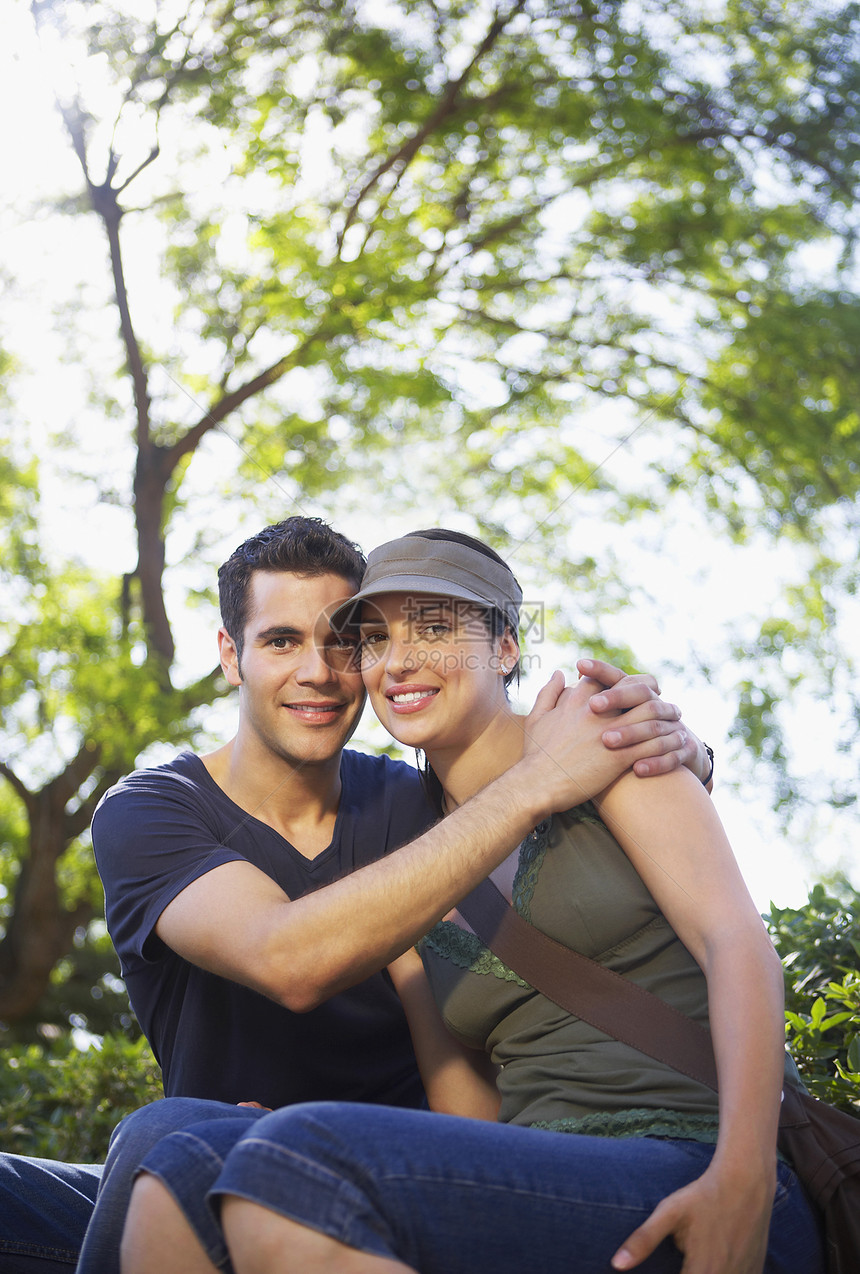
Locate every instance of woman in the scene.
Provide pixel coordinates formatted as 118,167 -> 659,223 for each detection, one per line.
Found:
122,531 -> 822,1274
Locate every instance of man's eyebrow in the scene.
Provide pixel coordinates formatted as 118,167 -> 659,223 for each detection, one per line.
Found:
254,624 -> 304,642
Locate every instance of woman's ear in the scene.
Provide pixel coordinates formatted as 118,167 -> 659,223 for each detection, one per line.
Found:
217,627 -> 243,686
498,628 -> 520,675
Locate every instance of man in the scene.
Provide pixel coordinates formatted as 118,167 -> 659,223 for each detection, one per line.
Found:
0,517 -> 710,1274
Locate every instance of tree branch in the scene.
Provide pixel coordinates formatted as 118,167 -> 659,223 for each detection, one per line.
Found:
163,326 -> 333,471
336,0 -> 529,247
115,145 -> 161,195
0,761 -> 35,813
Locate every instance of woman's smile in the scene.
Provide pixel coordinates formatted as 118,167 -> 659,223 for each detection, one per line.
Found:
385,685 -> 441,713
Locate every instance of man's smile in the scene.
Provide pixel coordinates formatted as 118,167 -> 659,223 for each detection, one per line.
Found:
284,700 -> 348,720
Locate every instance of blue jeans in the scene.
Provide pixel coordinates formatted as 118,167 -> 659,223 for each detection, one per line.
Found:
0,1157 -> 102,1273
0,1100 -> 260,1274
74,1098 -> 267,1274
148,1102 -> 824,1273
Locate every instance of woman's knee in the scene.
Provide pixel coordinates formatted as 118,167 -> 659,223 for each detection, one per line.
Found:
121,1173 -> 223,1274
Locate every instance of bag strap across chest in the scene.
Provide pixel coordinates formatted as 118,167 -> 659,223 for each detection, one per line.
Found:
455,873 -> 716,1092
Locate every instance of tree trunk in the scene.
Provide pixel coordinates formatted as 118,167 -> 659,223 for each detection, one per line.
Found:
0,747 -> 116,1023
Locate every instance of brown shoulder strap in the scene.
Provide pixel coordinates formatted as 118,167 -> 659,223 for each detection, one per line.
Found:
455,874 -> 719,1092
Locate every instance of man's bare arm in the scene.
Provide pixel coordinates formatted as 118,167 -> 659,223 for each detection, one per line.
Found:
156,672 -> 683,1011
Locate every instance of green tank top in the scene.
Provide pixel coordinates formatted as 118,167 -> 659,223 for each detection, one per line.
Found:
419,805 -> 801,1143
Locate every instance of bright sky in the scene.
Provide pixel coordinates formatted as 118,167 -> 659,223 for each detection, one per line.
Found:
2,0 -> 857,914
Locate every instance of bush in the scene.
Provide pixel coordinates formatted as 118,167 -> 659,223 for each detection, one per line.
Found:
765,877 -> 860,1112
0,1033 -> 162,1161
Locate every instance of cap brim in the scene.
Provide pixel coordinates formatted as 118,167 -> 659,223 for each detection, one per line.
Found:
329,577 -> 492,631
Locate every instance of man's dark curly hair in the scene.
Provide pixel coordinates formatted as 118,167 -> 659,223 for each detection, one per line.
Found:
217,517 -> 366,663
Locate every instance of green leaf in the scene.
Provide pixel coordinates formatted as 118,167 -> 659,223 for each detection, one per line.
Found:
848,1036 -> 860,1074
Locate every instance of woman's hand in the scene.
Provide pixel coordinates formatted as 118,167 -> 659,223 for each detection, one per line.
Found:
611,1164 -> 774,1274
577,657 -> 713,786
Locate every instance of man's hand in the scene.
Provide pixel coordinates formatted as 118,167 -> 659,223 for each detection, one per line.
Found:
577,658 -> 713,787
518,673 -> 690,813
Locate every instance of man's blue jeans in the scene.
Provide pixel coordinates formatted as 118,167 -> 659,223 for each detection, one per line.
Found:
0,1156 -> 101,1273
145,1102 -> 824,1273
0,1099 -> 263,1274
75,1098 -> 265,1274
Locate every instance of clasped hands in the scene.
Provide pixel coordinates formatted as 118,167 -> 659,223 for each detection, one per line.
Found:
520,657 -> 710,813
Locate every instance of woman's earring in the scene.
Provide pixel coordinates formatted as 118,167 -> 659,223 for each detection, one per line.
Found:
500,664 -> 510,675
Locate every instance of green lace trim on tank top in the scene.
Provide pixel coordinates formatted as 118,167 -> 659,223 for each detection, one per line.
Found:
511,822 -> 548,921
512,804 -> 603,921
530,1107 -> 721,1144
422,805 -> 606,976
420,923 -> 530,988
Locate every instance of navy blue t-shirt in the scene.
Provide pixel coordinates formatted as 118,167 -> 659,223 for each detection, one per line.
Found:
92,750 -> 436,1110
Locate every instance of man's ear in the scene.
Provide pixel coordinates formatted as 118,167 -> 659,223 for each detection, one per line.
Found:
218,627 -> 242,686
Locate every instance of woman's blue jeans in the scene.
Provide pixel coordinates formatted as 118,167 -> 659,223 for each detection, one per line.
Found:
143,1101 -> 824,1273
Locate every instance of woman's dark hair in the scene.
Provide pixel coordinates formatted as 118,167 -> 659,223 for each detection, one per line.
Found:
405,529 -> 521,815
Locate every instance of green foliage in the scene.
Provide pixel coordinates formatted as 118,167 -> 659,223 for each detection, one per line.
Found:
3,569 -> 181,771
727,552 -> 859,814
0,1033 -> 162,1161
35,0 -> 860,530
700,295 -> 860,529
0,440 -> 42,592
765,877 -> 860,1112
22,0 -> 860,675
